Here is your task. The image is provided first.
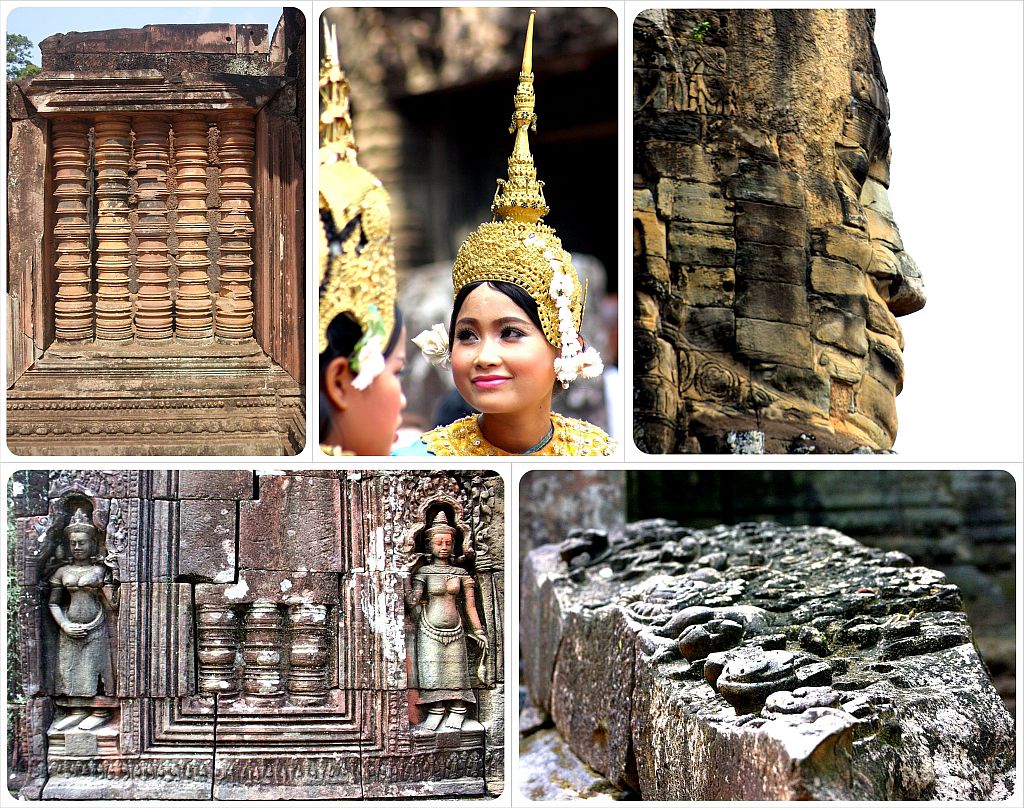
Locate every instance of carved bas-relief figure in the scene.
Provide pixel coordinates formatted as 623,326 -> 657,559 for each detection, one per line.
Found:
45,504 -> 120,740
9,470 -> 504,799
633,10 -> 926,453
405,511 -> 488,733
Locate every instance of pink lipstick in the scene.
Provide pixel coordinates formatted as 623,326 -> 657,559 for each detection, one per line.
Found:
472,375 -> 510,390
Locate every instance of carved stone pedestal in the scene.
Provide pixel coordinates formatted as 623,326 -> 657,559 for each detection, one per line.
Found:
6,343 -> 303,455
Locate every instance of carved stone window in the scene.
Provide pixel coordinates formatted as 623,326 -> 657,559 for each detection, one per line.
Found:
6,19 -> 305,454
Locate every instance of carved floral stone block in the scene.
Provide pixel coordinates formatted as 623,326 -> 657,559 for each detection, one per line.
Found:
7,469 -> 504,799
521,520 -> 1015,800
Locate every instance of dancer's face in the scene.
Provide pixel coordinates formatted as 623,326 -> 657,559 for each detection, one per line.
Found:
451,284 -> 558,418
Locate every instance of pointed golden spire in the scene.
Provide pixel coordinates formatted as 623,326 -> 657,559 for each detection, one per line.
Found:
492,9 -> 549,223
318,21 -> 358,165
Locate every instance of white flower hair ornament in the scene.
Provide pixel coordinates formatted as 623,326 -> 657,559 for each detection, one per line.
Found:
412,322 -> 452,370
349,304 -> 388,390
547,255 -> 603,388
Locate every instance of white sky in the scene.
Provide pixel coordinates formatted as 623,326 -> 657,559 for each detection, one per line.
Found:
873,2 -> 1023,460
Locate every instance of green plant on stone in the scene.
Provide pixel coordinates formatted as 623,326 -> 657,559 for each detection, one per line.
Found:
691,21 -> 711,44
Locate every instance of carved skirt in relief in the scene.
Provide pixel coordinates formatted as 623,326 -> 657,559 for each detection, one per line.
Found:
55,616 -> 115,697
413,612 -> 475,705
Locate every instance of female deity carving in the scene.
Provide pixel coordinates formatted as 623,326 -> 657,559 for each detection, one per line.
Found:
405,511 -> 487,731
47,504 -> 119,731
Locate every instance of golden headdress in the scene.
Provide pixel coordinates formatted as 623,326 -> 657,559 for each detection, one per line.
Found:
417,10 -> 603,387
318,22 -> 397,388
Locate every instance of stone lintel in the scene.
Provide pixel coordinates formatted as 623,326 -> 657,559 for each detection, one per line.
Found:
25,73 -> 289,115
41,24 -> 269,59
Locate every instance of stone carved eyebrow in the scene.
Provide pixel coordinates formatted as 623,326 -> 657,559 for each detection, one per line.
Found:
846,70 -> 891,164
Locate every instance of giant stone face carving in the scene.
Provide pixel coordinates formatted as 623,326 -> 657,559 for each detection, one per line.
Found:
634,9 -> 925,453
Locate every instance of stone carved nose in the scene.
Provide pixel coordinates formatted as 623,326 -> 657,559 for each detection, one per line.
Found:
861,177 -> 926,316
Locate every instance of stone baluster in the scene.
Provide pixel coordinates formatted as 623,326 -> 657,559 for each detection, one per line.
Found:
52,119 -> 94,342
172,115 -> 214,342
215,113 -> 256,342
132,117 -> 173,343
197,605 -> 240,697
93,116 -> 134,342
287,604 -> 329,705
242,600 -> 284,705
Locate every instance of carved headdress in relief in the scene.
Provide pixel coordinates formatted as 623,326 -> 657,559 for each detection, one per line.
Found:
413,10 -> 604,387
63,504 -> 97,539
318,23 -> 397,389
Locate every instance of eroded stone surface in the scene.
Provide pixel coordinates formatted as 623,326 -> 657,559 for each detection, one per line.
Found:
521,520 -> 1014,800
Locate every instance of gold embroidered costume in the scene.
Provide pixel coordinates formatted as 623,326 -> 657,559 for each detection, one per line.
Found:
418,413 -> 615,457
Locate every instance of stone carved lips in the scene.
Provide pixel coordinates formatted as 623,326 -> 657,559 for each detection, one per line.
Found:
521,519 -> 1015,800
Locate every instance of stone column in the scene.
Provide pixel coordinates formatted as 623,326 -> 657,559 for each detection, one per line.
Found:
93,115 -> 134,343
51,119 -> 94,343
287,604 -> 329,705
172,115 -> 214,342
132,117 -> 173,343
214,112 -> 256,342
242,600 -> 284,705
196,605 -> 240,697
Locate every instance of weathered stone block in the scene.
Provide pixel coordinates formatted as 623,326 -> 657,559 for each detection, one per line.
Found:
634,290 -> 660,333
683,306 -> 735,352
727,161 -> 805,208
179,499 -> 237,582
643,140 -> 717,182
239,474 -> 342,572
176,470 -> 254,500
857,374 -> 898,446
668,222 -> 735,267
811,225 -> 873,270
633,208 -> 666,259
735,279 -> 809,325
551,609 -> 636,787
753,364 -> 830,411
866,332 -> 905,391
522,521 -> 1016,800
633,187 -> 655,212
735,242 -> 807,285
8,471 -> 50,517
659,179 -> 732,225
809,256 -> 866,297
735,200 -> 807,247
636,110 -> 701,143
682,266 -> 735,307
736,318 -> 813,367
865,293 -> 904,344
812,306 -> 868,356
